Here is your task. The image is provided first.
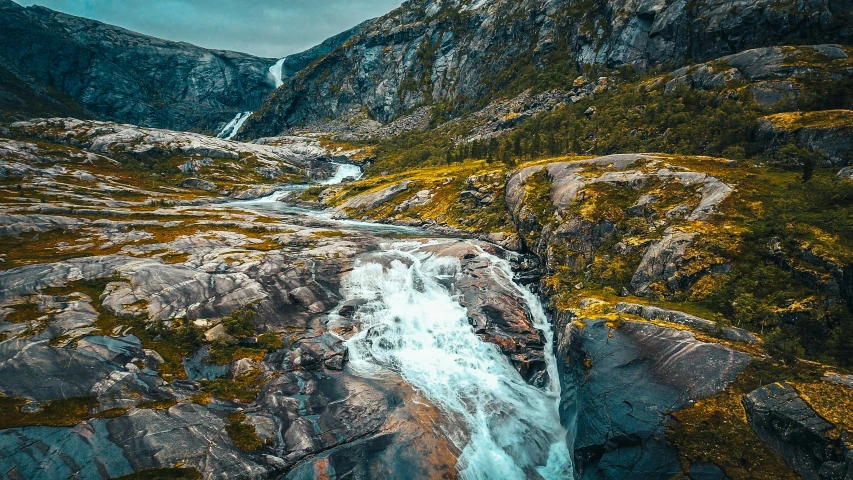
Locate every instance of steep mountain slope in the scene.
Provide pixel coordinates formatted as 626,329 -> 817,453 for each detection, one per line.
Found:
269,20 -> 374,88
238,0 -> 853,138
0,56 -> 89,121
0,0 -> 275,131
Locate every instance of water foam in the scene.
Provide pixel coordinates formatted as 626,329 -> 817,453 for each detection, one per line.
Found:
217,111 -> 252,139
320,163 -> 363,185
343,242 -> 573,479
269,58 -> 286,88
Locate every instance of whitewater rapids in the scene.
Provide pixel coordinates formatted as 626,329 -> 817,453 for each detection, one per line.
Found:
341,242 -> 573,479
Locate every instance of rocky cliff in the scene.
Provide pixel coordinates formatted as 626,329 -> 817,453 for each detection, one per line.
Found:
238,0 -> 853,138
0,0 -> 276,131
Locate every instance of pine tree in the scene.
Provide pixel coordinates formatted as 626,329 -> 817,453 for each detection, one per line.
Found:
532,133 -> 541,158
548,132 -> 558,156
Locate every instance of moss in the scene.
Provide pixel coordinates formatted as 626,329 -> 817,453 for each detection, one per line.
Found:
3,301 -> 44,324
763,110 -> 853,130
257,333 -> 283,351
311,230 -> 348,238
199,370 -> 267,404
225,411 -> 263,452
137,318 -> 202,381
0,395 -> 99,429
188,392 -> 212,405
114,468 -> 202,480
137,398 -> 178,411
0,229 -> 93,271
208,343 -> 266,365
95,407 -> 130,419
793,381 -> 853,438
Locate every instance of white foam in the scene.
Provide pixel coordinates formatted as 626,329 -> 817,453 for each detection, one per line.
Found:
269,58 -> 286,88
217,111 -> 253,140
343,243 -> 573,479
320,163 -> 363,185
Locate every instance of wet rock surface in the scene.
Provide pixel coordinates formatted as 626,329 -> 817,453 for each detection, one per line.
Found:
0,135 -> 474,479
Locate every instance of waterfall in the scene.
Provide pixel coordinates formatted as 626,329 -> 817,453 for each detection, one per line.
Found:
319,163 -> 363,185
269,58 -> 286,88
342,242 -> 573,479
216,111 -> 252,139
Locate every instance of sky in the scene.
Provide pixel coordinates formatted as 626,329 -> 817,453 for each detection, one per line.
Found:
16,0 -> 403,58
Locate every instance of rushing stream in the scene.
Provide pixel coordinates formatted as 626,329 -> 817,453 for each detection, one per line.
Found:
341,243 -> 573,479
320,163 -> 363,184
226,168 -> 572,479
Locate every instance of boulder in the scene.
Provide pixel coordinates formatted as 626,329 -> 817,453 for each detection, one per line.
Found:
338,181 -> 411,212
557,318 -> 751,480
615,302 -> 760,343
181,178 -> 217,192
743,383 -> 850,480
630,229 -> 698,295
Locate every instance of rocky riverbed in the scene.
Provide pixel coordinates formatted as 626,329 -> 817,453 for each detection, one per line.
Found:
0,119 -> 576,479
2,117 -> 853,480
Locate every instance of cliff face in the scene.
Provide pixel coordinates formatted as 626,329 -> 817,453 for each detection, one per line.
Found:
239,0 -> 853,138
273,21 -> 374,86
0,0 -> 276,131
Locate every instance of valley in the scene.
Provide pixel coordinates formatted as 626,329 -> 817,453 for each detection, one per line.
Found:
1,0 -> 853,479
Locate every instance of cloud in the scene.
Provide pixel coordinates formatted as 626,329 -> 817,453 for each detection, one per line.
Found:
16,0 -> 402,58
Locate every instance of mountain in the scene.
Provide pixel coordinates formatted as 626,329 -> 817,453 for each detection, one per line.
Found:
0,0 -> 276,131
237,0 -> 852,139
270,20 -> 374,88
2,0 -> 853,479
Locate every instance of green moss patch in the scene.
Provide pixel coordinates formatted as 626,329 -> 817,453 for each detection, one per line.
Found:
225,412 -> 263,452
0,395 -> 99,429
764,110 -> 853,130
199,371 -> 267,404
137,399 -> 178,411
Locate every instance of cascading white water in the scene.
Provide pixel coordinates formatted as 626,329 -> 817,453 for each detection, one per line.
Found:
217,111 -> 252,139
269,58 -> 286,88
342,242 -> 573,479
320,163 -> 363,185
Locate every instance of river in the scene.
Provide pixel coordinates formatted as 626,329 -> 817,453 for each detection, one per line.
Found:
226,171 -> 573,479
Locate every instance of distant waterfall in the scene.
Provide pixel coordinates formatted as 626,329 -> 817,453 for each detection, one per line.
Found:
216,111 -> 252,139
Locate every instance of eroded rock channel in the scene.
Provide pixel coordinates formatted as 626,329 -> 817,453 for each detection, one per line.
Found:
2,120 -> 851,480
0,164 -> 573,478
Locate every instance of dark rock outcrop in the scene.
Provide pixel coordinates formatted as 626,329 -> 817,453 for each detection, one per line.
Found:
272,21 -> 373,87
556,316 -> 751,480
663,45 -> 853,109
0,0 -> 275,131
753,111 -> 853,167
743,383 -> 852,480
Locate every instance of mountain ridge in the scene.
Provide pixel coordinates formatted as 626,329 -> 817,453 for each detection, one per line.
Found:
0,0 -> 277,131
237,0 -> 853,139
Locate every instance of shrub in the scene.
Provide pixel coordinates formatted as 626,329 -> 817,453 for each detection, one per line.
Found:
765,328 -> 805,365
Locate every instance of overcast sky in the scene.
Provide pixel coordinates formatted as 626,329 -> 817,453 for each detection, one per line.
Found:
17,0 -> 402,58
